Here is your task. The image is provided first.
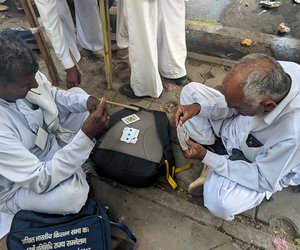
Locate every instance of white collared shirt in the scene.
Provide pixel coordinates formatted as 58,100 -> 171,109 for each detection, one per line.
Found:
0,72 -> 94,205
202,61 -> 300,193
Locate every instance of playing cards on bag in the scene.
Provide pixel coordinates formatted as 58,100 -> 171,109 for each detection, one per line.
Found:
120,127 -> 140,144
122,114 -> 140,125
177,125 -> 189,151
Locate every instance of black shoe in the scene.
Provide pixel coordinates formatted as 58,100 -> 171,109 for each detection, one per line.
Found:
119,84 -> 148,99
163,75 -> 190,86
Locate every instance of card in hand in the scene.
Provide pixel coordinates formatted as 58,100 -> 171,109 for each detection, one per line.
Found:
122,114 -> 140,125
177,125 -> 189,151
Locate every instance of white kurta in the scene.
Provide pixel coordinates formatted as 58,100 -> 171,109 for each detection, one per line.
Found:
117,0 -> 187,98
0,72 -> 93,238
180,61 -> 300,220
34,0 -> 103,69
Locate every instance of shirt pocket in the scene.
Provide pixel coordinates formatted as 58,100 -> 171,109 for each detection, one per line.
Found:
243,134 -> 264,162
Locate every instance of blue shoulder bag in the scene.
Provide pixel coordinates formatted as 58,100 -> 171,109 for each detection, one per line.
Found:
6,198 -> 136,250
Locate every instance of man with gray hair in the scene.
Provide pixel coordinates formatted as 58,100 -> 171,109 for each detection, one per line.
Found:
173,54 -> 300,220
0,31 -> 109,238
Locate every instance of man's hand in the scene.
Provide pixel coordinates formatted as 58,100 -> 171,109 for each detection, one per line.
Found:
182,139 -> 207,161
86,96 -> 100,113
65,66 -> 81,89
173,103 -> 201,126
82,99 -> 109,139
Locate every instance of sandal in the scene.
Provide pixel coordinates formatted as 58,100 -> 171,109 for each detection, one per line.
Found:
0,4 -> 8,11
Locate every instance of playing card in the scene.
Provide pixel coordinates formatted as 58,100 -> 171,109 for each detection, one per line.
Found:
120,127 -> 140,144
177,125 -> 189,151
122,114 -> 140,125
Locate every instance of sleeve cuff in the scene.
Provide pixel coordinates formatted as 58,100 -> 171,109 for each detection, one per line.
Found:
61,57 -> 76,70
72,130 -> 95,154
202,150 -> 218,169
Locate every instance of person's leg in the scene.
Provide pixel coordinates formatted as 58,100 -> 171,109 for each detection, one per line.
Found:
6,168 -> 89,215
123,0 -> 163,98
0,212 -> 13,239
180,82 -> 224,145
158,0 -> 187,81
116,0 -> 129,60
116,0 -> 128,49
0,169 -> 89,239
34,0 -> 81,63
203,170 -> 266,220
73,0 -> 103,52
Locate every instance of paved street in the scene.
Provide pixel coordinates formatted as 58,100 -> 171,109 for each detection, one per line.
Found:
185,0 -> 300,62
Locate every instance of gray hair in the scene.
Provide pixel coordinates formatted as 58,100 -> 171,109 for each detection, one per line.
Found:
0,31 -> 38,85
236,54 -> 289,105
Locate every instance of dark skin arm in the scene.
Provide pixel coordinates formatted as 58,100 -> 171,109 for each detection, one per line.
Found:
65,66 -> 81,89
173,103 -> 201,126
82,98 -> 109,139
86,96 -> 101,113
183,139 -> 207,161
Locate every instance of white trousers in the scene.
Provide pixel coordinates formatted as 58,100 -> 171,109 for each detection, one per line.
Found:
180,83 -> 266,220
0,88 -> 90,239
118,0 -> 187,98
73,0 -> 103,51
116,0 -> 128,49
35,0 -> 103,68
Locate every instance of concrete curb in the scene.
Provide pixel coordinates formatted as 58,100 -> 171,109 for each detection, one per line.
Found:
109,9 -> 300,63
186,20 -> 300,63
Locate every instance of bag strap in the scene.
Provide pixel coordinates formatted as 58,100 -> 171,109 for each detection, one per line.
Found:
153,111 -> 194,189
153,111 -> 175,167
152,111 -> 179,188
110,221 -> 137,250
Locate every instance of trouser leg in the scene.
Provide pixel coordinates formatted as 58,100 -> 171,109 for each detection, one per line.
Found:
158,0 -> 187,79
0,212 -> 14,239
125,0 -> 163,98
74,0 -> 103,51
34,0 -> 81,63
6,168 -> 89,215
116,0 -> 129,49
203,170 -> 266,220
0,169 -> 88,239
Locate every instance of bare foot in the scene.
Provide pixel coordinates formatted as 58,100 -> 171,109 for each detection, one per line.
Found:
163,82 -> 177,92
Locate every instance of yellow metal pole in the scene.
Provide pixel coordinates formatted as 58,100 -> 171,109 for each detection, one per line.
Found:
99,0 -> 113,89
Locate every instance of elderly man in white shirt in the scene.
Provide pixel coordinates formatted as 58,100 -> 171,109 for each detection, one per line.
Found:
173,53 -> 300,220
0,31 -> 109,238
34,0 -> 104,89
